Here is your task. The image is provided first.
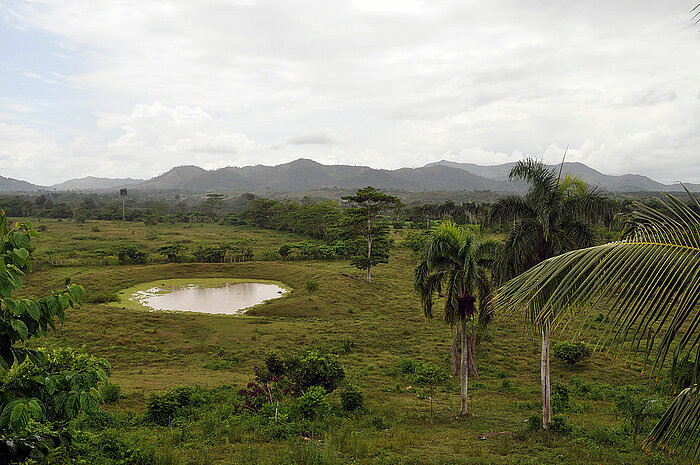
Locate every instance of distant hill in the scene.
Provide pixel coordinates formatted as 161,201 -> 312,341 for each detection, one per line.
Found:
0,175 -> 43,192
136,159 -> 512,192
52,176 -> 143,190
0,158 -> 696,194
426,160 -> 695,192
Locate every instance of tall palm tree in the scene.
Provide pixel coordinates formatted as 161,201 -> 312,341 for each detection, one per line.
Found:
414,221 -> 497,415
490,157 -> 617,429
494,190 -> 700,461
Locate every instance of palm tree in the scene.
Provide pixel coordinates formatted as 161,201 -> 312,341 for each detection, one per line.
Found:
493,190 -> 700,461
489,157 -> 617,429
414,221 -> 497,415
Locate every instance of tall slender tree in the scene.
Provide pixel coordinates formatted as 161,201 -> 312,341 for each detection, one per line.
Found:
489,157 -> 617,429
341,187 -> 400,282
414,221 -> 497,415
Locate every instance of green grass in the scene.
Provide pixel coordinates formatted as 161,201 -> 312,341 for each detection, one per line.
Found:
16,221 -> 676,464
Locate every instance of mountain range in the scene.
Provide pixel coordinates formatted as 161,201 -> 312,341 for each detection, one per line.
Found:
1,159 -> 695,194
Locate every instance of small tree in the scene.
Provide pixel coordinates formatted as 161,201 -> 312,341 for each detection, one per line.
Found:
305,280 -> 319,300
157,244 -> 188,262
340,187 -> 400,282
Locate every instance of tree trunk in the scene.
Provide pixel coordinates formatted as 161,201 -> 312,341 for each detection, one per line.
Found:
467,330 -> 478,379
450,326 -> 459,377
541,322 -> 552,430
460,315 -> 469,416
366,218 -> 372,283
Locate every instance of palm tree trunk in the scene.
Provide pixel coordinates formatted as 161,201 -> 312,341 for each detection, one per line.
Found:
467,330 -> 478,379
460,315 -> 469,416
451,326 -> 459,377
541,322 -> 552,430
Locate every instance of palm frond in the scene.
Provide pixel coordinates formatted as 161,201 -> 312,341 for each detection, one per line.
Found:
489,195 -> 535,224
645,386 -> 700,462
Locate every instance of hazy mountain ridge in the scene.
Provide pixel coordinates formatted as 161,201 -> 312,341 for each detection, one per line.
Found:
1,158 -> 697,193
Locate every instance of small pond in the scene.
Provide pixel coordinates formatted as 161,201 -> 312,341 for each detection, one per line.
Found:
123,279 -> 287,315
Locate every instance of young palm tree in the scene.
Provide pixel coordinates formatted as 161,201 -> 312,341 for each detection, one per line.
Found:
494,190 -> 700,461
490,157 -> 617,429
414,221 -> 497,415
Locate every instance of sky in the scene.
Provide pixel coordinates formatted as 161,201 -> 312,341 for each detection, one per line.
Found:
1,0 -> 700,185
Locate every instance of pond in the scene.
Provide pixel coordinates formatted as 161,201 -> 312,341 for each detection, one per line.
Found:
121,279 -> 288,315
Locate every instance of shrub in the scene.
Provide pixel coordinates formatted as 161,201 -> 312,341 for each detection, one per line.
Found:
615,386 -> 665,440
550,415 -> 572,434
37,225 -> 47,232
398,359 -> 417,374
413,362 -> 450,387
101,383 -> 121,404
340,384 -> 364,412
91,225 -> 100,232
305,280 -> 319,300
262,351 -> 345,396
85,291 -> 119,304
145,386 -> 199,425
671,356 -> 697,390
553,341 -> 591,365
298,386 -> 330,420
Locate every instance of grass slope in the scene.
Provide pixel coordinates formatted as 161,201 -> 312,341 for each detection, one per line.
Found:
16,220 -> 674,465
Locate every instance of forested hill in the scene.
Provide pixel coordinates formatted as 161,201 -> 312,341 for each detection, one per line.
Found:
2,158 -> 697,193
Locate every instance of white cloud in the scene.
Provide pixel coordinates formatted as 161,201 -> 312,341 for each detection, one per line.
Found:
1,1 -> 700,184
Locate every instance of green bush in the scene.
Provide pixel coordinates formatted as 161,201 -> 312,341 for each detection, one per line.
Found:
398,359 -> 417,374
671,356 -> 697,389
551,382 -> 572,413
553,341 -> 591,365
85,291 -> 119,304
550,415 -> 572,434
263,351 -> 345,395
298,386 -> 330,420
101,382 -> 121,404
413,362 -> 450,387
340,384 -> 364,412
145,386 -> 200,426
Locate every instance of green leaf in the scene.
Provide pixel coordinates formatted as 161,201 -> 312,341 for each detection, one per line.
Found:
68,285 -> 84,304
27,399 -> 43,420
14,232 -> 30,249
26,300 -> 40,321
13,247 -> 29,263
79,391 -> 99,415
11,319 -> 29,340
64,390 -> 79,419
0,400 -> 18,428
10,401 -> 29,431
45,376 -> 57,395
13,348 -> 26,365
5,269 -> 21,290
27,349 -> 47,367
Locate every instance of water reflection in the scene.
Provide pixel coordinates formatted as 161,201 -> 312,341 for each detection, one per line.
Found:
130,282 -> 286,314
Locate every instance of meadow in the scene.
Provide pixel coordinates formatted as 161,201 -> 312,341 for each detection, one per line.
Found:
16,218 -> 676,465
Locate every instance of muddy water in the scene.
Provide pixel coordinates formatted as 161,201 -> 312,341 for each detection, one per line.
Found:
129,282 -> 287,314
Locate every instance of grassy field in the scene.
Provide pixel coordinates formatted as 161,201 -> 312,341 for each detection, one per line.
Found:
15,218 -> 675,465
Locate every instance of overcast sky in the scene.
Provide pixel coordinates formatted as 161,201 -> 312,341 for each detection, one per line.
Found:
1,0 -> 700,185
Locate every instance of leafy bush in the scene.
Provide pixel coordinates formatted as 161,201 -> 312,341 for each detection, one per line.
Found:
260,351 -> 345,396
413,362 -> 450,387
551,382 -> 572,413
145,386 -> 200,426
398,359 -> 417,374
550,415 -> 572,434
553,341 -> 591,365
340,384 -> 364,412
298,386 -> 330,420
84,291 -> 119,304
671,356 -> 697,390
101,383 -> 121,404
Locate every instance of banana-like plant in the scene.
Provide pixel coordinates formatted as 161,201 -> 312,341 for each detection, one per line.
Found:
494,189 -> 700,461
